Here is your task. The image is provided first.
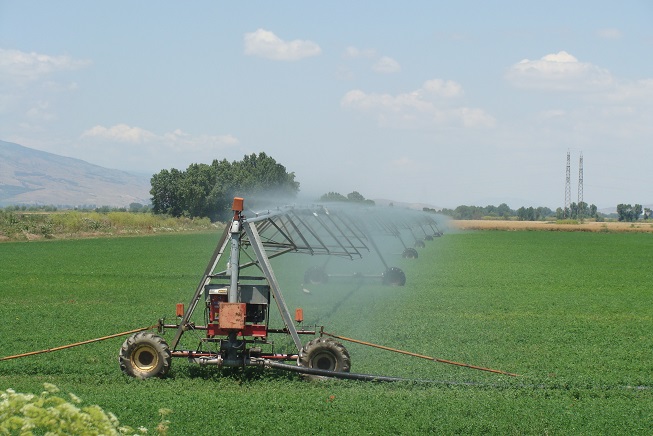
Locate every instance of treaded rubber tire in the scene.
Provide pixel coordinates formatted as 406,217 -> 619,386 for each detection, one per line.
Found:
299,337 -> 351,380
382,267 -> 406,286
304,266 -> 328,285
402,248 -> 419,259
119,332 -> 171,379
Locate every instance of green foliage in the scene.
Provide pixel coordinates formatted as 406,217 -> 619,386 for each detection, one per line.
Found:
558,201 -> 600,220
0,232 -> 652,433
437,203 -> 606,221
319,191 -> 375,205
555,219 -> 580,225
439,203 -> 521,220
0,383 -> 167,434
0,210 -> 214,241
150,153 -> 300,221
617,203 -> 643,222
319,191 -> 347,202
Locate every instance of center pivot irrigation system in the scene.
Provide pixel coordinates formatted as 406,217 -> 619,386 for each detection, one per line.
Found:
118,197 -> 515,381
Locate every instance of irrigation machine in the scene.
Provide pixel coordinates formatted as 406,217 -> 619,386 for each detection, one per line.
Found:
1,199 -> 522,381
119,198 -> 416,381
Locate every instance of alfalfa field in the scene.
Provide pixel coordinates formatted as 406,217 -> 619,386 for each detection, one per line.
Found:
1,229 -> 652,434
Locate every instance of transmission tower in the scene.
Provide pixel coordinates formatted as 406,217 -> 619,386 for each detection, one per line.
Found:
564,151 -> 571,218
578,152 -> 584,221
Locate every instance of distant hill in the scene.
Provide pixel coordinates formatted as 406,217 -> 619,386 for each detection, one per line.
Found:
0,140 -> 151,207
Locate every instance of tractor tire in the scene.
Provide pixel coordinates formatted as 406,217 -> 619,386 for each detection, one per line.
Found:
119,332 -> 171,379
299,337 -> 351,380
304,266 -> 328,285
402,248 -> 419,259
382,267 -> 406,286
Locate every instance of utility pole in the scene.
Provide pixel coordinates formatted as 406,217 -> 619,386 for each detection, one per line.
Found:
578,152 -> 584,221
565,151 -> 571,218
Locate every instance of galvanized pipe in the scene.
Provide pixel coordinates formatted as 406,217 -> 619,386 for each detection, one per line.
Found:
259,360 -> 412,382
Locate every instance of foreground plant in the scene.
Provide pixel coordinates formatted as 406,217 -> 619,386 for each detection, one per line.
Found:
0,383 -> 169,435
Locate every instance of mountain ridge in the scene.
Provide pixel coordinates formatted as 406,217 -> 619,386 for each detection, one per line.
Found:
0,140 -> 151,207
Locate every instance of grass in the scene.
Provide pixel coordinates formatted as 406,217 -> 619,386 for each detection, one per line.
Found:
1,231 -> 652,433
0,210 -> 216,241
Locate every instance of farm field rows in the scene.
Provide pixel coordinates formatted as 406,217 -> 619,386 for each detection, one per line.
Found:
1,230 -> 652,433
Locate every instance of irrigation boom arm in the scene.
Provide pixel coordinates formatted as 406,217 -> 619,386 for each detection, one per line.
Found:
244,221 -> 303,351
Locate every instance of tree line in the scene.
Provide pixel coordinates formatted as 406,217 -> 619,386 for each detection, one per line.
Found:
431,202 -> 603,221
318,191 -> 375,205
433,204 -> 558,221
149,153 -> 299,222
616,204 -> 651,222
5,150 -> 650,225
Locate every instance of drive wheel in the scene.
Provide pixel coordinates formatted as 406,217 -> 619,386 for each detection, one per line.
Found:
299,337 -> 350,380
119,332 -> 171,379
382,267 -> 406,286
402,248 -> 419,259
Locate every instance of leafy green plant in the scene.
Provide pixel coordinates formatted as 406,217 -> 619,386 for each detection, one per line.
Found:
0,383 -> 170,435
0,231 -> 652,434
0,211 -> 216,241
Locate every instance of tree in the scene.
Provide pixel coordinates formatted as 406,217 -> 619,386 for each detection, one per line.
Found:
150,153 -> 300,221
232,152 -> 299,198
129,202 -> 144,212
346,191 -> 365,202
577,201 -> 588,220
320,192 -> 347,202
517,206 -> 537,221
318,191 -> 375,205
589,204 -> 597,218
497,203 -> 514,218
150,168 -> 184,217
616,204 -> 642,222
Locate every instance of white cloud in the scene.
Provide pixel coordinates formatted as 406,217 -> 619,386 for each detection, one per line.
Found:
372,56 -> 401,74
77,124 -> 241,171
244,29 -> 321,61
341,79 -> 494,129
82,124 -> 157,143
0,48 -> 91,84
505,51 -> 613,91
81,124 -> 239,149
343,46 -> 401,75
422,79 -> 463,98
604,78 -> 653,103
343,46 -> 376,59
26,100 -> 56,121
597,28 -> 622,40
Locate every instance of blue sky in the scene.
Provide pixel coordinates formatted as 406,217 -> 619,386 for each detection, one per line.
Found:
1,1 -> 651,209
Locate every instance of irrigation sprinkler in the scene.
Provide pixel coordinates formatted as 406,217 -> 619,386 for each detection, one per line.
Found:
301,206 -> 408,286
0,198 -> 513,381
419,214 -> 444,238
119,198 -> 381,380
368,213 -> 420,258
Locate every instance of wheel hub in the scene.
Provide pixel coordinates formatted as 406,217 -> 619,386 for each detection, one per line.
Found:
132,345 -> 158,371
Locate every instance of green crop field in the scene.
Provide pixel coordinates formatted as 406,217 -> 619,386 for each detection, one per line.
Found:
1,230 -> 652,434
